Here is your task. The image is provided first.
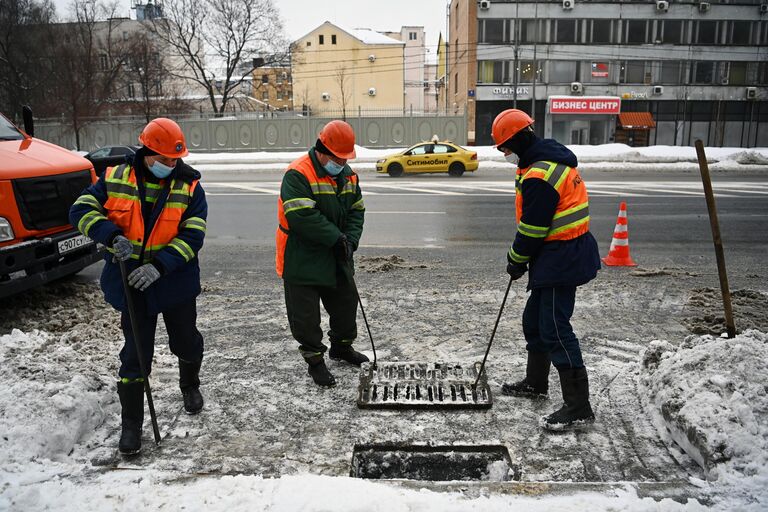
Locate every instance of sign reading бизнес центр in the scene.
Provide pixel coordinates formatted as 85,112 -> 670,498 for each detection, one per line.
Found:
549,96 -> 621,114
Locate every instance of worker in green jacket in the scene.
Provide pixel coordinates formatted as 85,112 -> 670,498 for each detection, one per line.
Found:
275,120 -> 367,386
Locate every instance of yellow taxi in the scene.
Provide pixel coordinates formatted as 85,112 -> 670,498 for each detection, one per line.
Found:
376,140 -> 478,177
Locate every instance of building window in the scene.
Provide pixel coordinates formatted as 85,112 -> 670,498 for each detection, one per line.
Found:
276,89 -> 283,100
587,61 -> 610,83
479,19 -> 506,44
691,61 -> 716,84
728,62 -> 748,85
332,34 -> 337,44
127,83 -> 135,98
554,19 -> 578,43
519,19 -> 543,44
761,21 -> 768,45
661,20 -> 684,44
478,61 -> 502,83
756,62 -> 768,85
262,90 -> 269,100
99,54 -> 108,71
518,60 -> 540,83
660,61 -> 682,84
306,41 -> 311,46
549,60 -> 578,83
454,72 -> 458,94
409,32 -> 417,40
729,21 -> 752,45
625,20 -> 647,44
591,19 -> 612,44
696,21 -> 718,45
620,61 -> 646,84
319,35 -> 324,45
262,74 -> 269,84
154,80 -> 162,96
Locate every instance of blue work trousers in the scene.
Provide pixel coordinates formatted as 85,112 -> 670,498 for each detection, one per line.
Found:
522,286 -> 585,369
119,291 -> 204,379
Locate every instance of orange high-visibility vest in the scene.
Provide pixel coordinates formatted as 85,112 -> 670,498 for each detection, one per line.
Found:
275,154 -> 359,277
515,160 -> 590,241
104,164 -> 198,263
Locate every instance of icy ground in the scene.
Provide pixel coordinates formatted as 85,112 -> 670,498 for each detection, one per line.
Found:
1,245 -> 767,510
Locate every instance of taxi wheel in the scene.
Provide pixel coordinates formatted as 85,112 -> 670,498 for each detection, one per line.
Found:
448,162 -> 465,177
387,162 -> 404,177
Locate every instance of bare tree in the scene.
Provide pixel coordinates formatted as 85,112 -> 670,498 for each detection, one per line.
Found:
295,83 -> 313,116
47,0 -> 130,149
335,65 -> 350,121
147,0 -> 289,115
0,0 -> 57,120
123,31 -> 169,122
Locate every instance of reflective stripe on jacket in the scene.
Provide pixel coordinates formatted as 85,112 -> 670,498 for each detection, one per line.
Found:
104,164 -> 198,264
515,160 -> 590,243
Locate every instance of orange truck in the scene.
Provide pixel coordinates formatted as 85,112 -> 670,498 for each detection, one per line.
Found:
0,107 -> 103,298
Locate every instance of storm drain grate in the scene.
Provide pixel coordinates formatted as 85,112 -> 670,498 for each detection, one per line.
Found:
351,444 -> 518,482
356,362 -> 492,409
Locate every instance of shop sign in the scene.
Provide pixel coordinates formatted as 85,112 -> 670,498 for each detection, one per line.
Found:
492,86 -> 530,98
622,91 -> 648,100
591,62 -> 609,78
549,96 -> 621,114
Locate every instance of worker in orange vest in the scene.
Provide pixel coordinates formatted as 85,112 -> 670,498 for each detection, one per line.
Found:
492,109 -> 600,430
276,120 -> 368,387
70,118 -> 207,455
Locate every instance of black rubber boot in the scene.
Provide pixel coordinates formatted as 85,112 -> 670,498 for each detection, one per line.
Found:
501,351 -> 550,398
541,367 -> 595,431
117,380 -> 144,456
329,343 -> 369,366
179,358 -> 204,415
307,356 -> 336,387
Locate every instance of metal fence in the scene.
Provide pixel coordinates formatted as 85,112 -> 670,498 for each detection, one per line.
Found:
35,109 -> 468,151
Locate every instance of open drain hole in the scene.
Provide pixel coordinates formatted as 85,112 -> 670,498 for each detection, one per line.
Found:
351,444 -> 519,482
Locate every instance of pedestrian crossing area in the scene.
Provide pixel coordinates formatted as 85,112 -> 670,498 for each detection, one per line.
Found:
203,180 -> 768,198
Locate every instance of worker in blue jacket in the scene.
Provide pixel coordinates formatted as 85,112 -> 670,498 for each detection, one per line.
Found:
69,118 -> 207,455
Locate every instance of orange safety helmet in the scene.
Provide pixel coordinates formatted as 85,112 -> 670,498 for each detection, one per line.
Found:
138,118 -> 189,159
318,120 -> 356,160
491,109 -> 534,148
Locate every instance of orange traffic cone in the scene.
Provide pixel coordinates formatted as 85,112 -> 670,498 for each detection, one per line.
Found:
602,201 -> 637,266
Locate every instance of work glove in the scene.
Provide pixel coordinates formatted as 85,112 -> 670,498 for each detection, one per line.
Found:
111,235 -> 133,262
506,261 -> 528,281
127,263 -> 161,291
333,234 -> 354,262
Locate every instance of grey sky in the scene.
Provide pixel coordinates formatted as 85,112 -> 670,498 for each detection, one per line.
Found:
51,0 -> 449,55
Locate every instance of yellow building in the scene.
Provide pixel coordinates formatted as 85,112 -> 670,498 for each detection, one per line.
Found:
291,21 -> 405,116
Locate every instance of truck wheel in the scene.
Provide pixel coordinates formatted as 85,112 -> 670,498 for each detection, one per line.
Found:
448,162 -> 465,177
388,163 -> 404,177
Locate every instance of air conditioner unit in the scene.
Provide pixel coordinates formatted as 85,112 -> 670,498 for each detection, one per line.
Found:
699,2 -> 711,13
321,92 -> 330,101
746,87 -> 757,100
368,87 -> 377,96
656,0 -> 669,12
761,3 -> 768,14
652,85 -> 664,95
570,82 -> 583,94
479,0 -> 491,10
562,0 -> 574,10
368,54 -> 376,63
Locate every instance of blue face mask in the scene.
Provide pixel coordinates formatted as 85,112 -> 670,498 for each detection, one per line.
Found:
149,160 -> 174,179
324,159 -> 344,176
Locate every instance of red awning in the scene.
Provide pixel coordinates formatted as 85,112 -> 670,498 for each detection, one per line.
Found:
618,112 -> 656,129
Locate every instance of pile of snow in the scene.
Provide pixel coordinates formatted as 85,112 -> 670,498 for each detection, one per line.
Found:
640,330 -> 768,508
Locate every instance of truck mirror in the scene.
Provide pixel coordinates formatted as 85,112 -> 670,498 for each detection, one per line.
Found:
22,105 -> 34,137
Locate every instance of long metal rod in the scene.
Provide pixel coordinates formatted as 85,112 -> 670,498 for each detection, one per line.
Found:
345,262 -> 376,369
694,140 -> 736,338
119,260 -> 162,443
473,276 -> 514,388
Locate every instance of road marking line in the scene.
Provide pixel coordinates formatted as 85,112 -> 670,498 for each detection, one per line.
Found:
363,183 -> 465,195
366,211 -> 446,214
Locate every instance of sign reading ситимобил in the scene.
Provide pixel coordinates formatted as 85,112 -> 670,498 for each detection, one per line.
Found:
549,96 -> 621,114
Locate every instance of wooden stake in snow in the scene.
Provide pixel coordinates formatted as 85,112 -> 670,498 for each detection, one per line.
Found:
694,140 -> 736,339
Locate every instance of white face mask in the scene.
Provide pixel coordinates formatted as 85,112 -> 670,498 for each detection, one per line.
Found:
505,153 -> 519,165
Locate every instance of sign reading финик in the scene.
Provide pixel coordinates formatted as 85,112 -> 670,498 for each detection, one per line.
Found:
549,96 -> 621,114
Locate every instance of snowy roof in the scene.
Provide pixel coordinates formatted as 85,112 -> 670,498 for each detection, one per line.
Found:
294,21 -> 404,47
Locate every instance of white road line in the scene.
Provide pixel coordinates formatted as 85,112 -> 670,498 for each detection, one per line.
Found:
360,244 -> 446,249
366,211 -> 446,214
363,183 -> 465,195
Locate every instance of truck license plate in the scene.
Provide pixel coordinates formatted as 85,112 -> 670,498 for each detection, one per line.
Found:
57,235 -> 93,255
